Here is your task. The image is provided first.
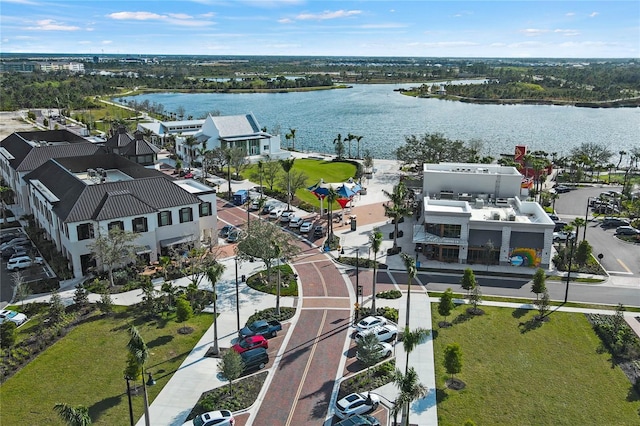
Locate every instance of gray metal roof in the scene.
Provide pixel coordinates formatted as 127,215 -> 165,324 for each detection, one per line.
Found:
212,114 -> 261,138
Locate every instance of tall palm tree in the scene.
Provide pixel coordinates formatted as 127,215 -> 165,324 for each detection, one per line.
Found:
206,263 -> 225,355
354,135 -> 364,159
127,326 -> 151,426
289,127 -> 297,151
279,158 -> 295,211
346,133 -> 355,158
184,136 -> 199,168
401,327 -> 430,376
369,228 -> 383,312
392,366 -> 428,426
53,403 -> 92,426
572,217 -> 586,242
326,186 -> 338,242
400,253 -> 416,329
383,181 -> 410,249
333,133 -> 345,159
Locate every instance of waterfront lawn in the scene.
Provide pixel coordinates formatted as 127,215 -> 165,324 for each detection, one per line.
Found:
431,305 -> 639,426
245,158 -> 357,208
0,306 -> 213,425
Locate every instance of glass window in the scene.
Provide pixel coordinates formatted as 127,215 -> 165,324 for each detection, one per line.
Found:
179,207 -> 193,223
443,224 -> 461,238
199,202 -> 212,217
77,223 -> 95,240
158,211 -> 172,227
132,217 -> 148,233
108,221 -> 124,232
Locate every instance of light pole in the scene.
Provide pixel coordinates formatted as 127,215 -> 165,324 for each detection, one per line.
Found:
235,257 -> 240,331
564,237 -> 575,304
124,376 -> 135,426
584,197 -> 594,241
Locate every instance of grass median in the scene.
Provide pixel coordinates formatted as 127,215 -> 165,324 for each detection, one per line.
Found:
431,304 -> 639,425
1,306 -> 213,425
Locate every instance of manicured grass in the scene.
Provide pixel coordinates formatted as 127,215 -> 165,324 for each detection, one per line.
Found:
431,305 -> 639,425
244,158 -> 358,209
0,306 -> 213,425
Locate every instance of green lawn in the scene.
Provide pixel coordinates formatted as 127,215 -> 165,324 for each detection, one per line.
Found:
0,306 -> 213,425
244,158 -> 358,208
431,305 -> 639,426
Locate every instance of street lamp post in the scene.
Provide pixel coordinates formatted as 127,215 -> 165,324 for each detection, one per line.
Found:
584,197 -> 594,241
235,257 -> 240,331
124,376 -> 135,426
564,238 -> 576,304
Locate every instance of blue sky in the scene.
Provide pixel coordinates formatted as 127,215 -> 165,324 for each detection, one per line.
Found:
1,1 -> 638,58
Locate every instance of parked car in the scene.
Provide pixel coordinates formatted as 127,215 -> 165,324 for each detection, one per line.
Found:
269,208 -> 284,220
184,409 -> 235,426
553,231 -> 576,242
547,214 -> 559,222
334,414 -> 381,426
2,244 -> 31,260
615,226 -> 640,236
288,216 -> 304,228
355,324 -> 398,343
553,222 -> 568,232
601,217 -> 630,228
280,210 -> 294,223
334,392 -> 380,419
226,230 -> 243,243
0,237 -> 28,250
299,220 -> 313,234
313,225 -> 325,238
240,347 -> 269,373
7,255 -> 35,271
239,319 -> 283,339
356,316 -> 387,333
0,309 -> 27,326
219,225 -> 235,238
0,232 -> 23,244
356,341 -> 393,363
593,204 -> 620,214
232,335 -> 269,354
554,185 -> 573,193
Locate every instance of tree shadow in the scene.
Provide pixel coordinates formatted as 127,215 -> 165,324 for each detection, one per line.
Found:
88,394 -> 122,423
511,307 -> 528,319
301,379 -> 334,420
452,312 -> 472,325
147,334 -> 173,349
430,329 -> 439,340
518,318 -> 543,333
435,387 -> 449,403
627,385 -> 640,402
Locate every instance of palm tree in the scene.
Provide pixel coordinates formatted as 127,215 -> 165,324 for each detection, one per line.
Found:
184,136 -> 199,168
369,228 -> 383,312
53,403 -> 92,426
401,327 -> 430,376
326,186 -> 338,242
127,326 -> 151,426
400,253 -> 416,329
288,127 -> 297,151
279,158 -> 295,211
333,133 -> 345,159
206,263 -> 225,355
284,132 -> 292,150
273,242 -> 282,315
383,181 -> 411,249
346,133 -> 355,158
572,217 -> 586,242
391,366 -> 428,426
354,135 -> 364,159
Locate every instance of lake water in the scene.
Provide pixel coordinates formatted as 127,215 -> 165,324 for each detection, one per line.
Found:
124,83 -> 639,160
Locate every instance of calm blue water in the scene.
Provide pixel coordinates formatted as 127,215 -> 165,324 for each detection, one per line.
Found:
124,83 -> 639,160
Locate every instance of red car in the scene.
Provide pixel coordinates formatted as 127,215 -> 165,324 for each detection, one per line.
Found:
232,335 -> 268,354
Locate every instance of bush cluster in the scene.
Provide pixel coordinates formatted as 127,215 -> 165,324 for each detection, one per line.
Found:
338,360 -> 396,399
376,290 -> 402,299
245,307 -> 296,327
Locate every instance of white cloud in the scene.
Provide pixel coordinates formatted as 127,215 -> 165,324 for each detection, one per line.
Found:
26,19 -> 80,31
408,41 -> 478,48
278,18 -> 293,24
359,23 -> 408,29
295,10 -> 361,21
3,0 -> 40,4
102,40 -> 112,45
200,12 -> 215,18
554,29 -> 580,37
520,28 -> 548,36
589,12 -> 599,18
167,13 -> 193,20
108,11 -> 164,21
565,12 -> 575,17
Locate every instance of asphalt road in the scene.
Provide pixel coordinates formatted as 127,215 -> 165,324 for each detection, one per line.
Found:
553,185 -> 640,276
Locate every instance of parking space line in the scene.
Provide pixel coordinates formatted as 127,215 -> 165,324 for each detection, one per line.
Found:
616,259 -> 632,274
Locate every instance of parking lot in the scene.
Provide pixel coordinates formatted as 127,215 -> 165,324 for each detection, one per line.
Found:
1,228 -> 54,305
553,185 -> 639,276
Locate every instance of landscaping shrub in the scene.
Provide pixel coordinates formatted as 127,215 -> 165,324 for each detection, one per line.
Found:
337,256 -> 388,270
176,297 -> 193,322
338,360 -> 395,398
376,290 -> 401,299
245,307 -> 295,326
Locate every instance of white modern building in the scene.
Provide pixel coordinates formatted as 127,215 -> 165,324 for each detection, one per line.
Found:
24,154 -> 217,278
414,163 -> 555,268
138,113 -> 290,165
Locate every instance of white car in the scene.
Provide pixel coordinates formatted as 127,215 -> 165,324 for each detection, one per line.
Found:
280,211 -> 294,223
288,216 -> 303,228
356,316 -> 387,332
185,410 -> 235,426
299,221 -> 313,233
553,231 -> 576,242
334,392 -> 380,419
7,255 -> 35,271
356,341 -> 393,362
0,309 -> 27,326
355,324 -> 398,343
269,208 -> 284,220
